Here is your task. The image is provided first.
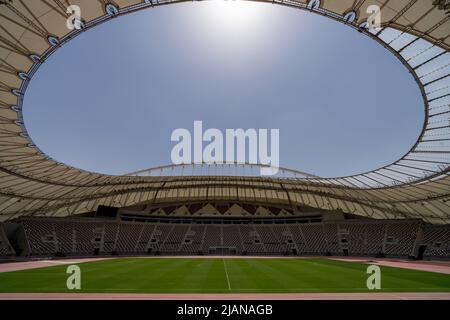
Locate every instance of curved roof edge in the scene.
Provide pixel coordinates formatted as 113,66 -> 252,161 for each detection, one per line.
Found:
0,0 -> 449,223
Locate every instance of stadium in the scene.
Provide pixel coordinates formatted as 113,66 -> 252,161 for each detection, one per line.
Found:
0,0 -> 449,300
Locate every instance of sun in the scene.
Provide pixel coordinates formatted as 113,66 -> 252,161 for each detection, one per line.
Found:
206,0 -> 265,29
193,0 -> 272,51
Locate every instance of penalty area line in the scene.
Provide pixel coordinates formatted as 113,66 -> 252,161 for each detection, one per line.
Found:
223,258 -> 231,291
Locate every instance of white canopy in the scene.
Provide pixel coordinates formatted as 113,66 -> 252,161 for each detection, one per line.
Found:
0,0 -> 448,223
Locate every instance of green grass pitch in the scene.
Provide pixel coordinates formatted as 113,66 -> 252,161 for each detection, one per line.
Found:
0,258 -> 449,293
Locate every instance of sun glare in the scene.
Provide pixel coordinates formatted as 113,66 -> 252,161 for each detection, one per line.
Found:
207,0 -> 265,29
194,0 -> 272,52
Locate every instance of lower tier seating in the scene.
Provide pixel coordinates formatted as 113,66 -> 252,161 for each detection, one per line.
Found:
14,217 -> 450,259
0,223 -> 15,256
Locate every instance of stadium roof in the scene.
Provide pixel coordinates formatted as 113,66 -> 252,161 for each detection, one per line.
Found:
0,0 -> 449,223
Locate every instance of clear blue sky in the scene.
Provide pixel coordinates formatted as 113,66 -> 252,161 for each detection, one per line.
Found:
23,1 -> 422,177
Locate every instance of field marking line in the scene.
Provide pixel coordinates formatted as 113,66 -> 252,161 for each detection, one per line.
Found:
39,260 -> 75,264
222,258 -> 231,291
